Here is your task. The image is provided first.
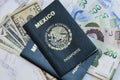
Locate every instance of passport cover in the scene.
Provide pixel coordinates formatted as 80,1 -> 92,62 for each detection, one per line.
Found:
21,39 -> 58,78
20,39 -> 98,80
23,0 -> 98,77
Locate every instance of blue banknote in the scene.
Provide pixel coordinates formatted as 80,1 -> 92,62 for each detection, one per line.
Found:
98,0 -> 120,27
70,0 -> 111,23
71,7 -> 94,22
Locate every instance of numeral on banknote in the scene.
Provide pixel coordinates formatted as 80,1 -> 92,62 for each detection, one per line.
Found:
79,0 -> 87,9
89,4 -> 101,14
95,13 -> 109,19
104,49 -> 118,58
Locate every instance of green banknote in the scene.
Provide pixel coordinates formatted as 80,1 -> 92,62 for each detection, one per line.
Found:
79,17 -> 117,29
88,37 -> 120,80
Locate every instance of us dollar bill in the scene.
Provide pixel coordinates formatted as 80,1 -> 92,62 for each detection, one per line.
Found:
0,39 -> 19,55
87,37 -> 120,80
3,16 -> 25,46
2,26 -> 24,51
2,27 -> 22,52
0,17 -> 23,52
0,24 -> 21,54
10,1 -> 41,44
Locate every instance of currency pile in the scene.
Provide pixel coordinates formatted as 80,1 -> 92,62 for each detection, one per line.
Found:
71,0 -> 120,80
0,0 -> 120,80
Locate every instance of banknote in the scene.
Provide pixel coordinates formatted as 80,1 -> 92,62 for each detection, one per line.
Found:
2,16 -> 25,46
94,10 -> 111,19
1,27 -> 22,52
71,7 -> 93,22
79,17 -> 117,29
97,0 -> 120,27
0,25 -> 21,54
71,0 -> 110,22
11,0 -> 36,14
90,0 -> 120,28
76,0 -> 97,10
97,0 -> 112,9
110,0 -> 120,28
83,27 -> 120,49
70,0 -> 115,23
3,26 -> 24,50
87,1 -> 103,15
10,1 -> 41,44
71,0 -> 97,22
0,40 -> 19,55
65,0 -> 120,27
87,37 -> 120,80
86,0 -> 113,19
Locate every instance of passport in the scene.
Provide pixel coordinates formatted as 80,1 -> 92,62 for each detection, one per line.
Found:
23,0 -> 98,77
21,39 -> 58,78
21,39 -> 98,80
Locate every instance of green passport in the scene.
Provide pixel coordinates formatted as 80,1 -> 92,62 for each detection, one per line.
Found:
23,0 -> 98,77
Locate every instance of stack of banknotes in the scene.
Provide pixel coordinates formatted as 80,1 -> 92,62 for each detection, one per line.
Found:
0,0 -> 120,80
